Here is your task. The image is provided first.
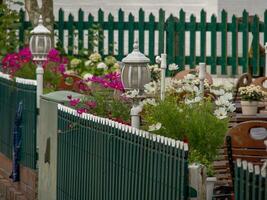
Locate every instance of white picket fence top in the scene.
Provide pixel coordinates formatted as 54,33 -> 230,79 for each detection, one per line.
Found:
58,103 -> 189,151
0,72 -> 37,86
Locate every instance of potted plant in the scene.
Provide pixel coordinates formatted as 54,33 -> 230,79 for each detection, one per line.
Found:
239,85 -> 266,115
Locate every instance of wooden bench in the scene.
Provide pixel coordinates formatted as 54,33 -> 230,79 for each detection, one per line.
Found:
226,120 -> 267,182
212,121 -> 267,199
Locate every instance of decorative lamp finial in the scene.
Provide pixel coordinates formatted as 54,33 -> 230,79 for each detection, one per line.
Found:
38,15 -> 43,25
133,40 -> 139,51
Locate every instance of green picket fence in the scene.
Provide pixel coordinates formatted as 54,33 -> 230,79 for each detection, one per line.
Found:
0,73 -> 37,169
19,8 -> 267,76
57,104 -> 189,200
234,159 -> 267,200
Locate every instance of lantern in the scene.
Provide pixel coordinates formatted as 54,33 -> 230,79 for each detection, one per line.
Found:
121,41 -> 151,93
30,15 -> 51,61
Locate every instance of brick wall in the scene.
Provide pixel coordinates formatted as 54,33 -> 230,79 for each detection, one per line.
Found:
0,153 -> 37,200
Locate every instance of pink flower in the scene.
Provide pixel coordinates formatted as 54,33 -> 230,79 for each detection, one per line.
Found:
77,108 -> 87,114
47,49 -> 60,62
58,64 -> 66,74
69,98 -> 80,107
18,47 -> 32,63
85,101 -> 97,108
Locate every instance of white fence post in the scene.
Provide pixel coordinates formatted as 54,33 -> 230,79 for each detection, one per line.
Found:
36,63 -> 44,108
189,164 -> 207,200
160,53 -> 167,101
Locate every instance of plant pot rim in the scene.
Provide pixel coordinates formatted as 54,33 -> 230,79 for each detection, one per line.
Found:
206,177 -> 217,182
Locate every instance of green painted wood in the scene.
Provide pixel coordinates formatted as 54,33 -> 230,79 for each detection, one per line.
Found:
189,14 -> 196,69
158,9 -> 165,55
148,13 -> 155,62
221,10 -> 228,75
118,9 -> 124,60
18,9 -> 25,48
56,108 -> 189,200
200,9 -> 206,63
17,9 -> 267,77
138,9 -> 145,53
265,10 -> 267,44
178,9 -> 185,70
78,9 -> 84,51
108,13 -> 114,55
88,14 -> 94,54
242,10 -> 249,73
210,14 -> 217,74
252,15 -> 260,76
167,15 -> 175,67
58,8 -> 64,49
128,13 -> 134,53
67,14 -> 74,55
98,9 -> 104,56
231,15 -> 238,75
0,77 -> 37,169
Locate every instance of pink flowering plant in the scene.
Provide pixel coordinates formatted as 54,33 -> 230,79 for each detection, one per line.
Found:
67,71 -> 131,124
1,47 -> 68,93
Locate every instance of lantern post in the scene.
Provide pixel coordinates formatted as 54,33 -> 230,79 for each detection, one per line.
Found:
29,15 -> 52,108
121,41 -> 151,128
199,63 -> 206,98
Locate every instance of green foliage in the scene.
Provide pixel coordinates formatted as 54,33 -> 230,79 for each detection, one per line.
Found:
0,3 -> 20,59
142,97 -> 228,174
14,62 -> 35,79
14,62 -> 62,94
88,90 -> 130,123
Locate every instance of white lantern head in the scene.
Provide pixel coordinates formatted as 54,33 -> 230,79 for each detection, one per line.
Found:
121,41 -> 151,93
30,15 -> 52,61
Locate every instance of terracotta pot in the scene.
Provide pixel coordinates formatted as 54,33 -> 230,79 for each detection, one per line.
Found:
241,101 -> 259,115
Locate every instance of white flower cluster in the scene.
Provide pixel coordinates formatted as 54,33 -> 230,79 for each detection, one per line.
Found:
214,92 -> 235,119
148,122 -> 162,131
148,64 -> 161,73
123,89 -> 140,98
239,85 -> 266,101
168,63 -> 179,71
89,52 -> 102,63
144,81 -> 159,95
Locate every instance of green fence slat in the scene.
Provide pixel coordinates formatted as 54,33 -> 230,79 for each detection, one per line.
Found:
242,10 -> 249,73
98,9 -> 104,56
118,9 -> 124,60
138,8 -> 145,53
167,15 -> 175,66
88,14 -> 94,54
158,9 -> 165,55
221,10 -> 228,75
265,10 -> 267,44
178,9 -> 185,70
148,13 -> 155,62
58,8 -> 64,49
108,13 -> 114,55
252,15 -> 260,76
78,9 -> 84,52
210,14 -> 217,74
200,9 -> 206,63
19,9 -> 25,48
245,165 -> 249,200
67,14 -> 74,55
128,13 -> 134,53
231,15 -> 238,75
189,14 -> 196,69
